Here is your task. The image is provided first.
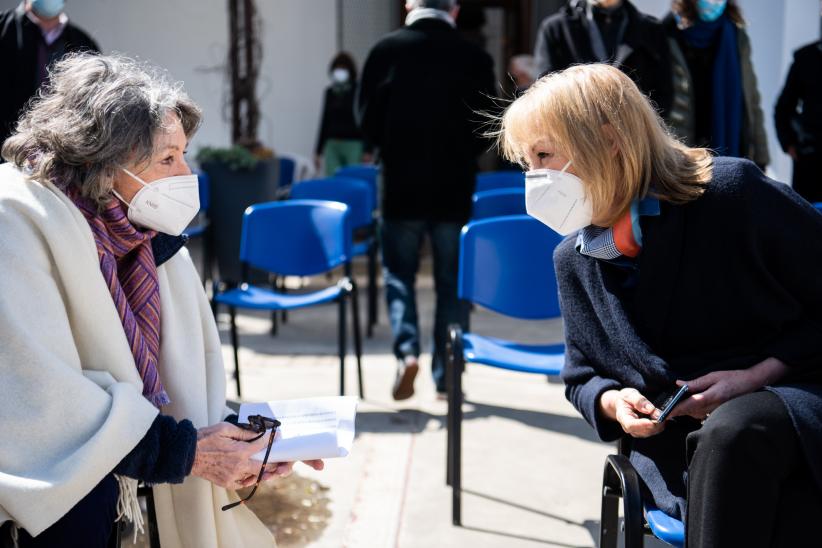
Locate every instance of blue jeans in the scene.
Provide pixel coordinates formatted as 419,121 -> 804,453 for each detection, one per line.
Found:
381,220 -> 467,392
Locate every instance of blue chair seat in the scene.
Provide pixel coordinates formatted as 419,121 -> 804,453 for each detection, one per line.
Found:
214,284 -> 343,311
644,505 -> 685,547
462,333 -> 564,375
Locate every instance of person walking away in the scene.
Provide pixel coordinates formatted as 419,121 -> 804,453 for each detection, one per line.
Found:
357,0 -> 496,400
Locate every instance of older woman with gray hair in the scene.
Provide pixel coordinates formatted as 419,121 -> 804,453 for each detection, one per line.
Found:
0,53 -> 321,548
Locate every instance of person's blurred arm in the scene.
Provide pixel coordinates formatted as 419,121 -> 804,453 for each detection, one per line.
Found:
774,57 -> 801,159
355,43 -> 389,150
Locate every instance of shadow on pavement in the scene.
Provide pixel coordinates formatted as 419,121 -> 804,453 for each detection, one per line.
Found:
352,402 -> 601,445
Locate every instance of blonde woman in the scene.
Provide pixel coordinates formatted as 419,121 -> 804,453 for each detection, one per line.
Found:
498,63 -> 822,546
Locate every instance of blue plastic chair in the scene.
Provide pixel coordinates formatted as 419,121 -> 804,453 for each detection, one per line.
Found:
471,188 -> 526,219
212,200 -> 363,398
278,157 -> 296,188
601,440 -> 685,547
335,165 -> 381,336
291,176 -> 380,337
475,170 -> 524,193
446,215 -> 565,525
335,164 -> 379,200
183,170 -> 212,284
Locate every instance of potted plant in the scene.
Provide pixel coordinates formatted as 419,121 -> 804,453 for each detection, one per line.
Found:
196,144 -> 279,285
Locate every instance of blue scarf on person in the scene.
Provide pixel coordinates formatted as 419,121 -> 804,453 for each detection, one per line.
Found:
682,15 -> 742,157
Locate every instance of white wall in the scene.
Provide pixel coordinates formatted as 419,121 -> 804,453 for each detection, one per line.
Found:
1,0 -> 338,163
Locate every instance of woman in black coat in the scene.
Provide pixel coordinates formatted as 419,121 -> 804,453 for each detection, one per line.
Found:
497,63 -> 822,547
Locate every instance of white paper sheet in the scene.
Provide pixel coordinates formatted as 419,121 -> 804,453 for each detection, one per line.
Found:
238,396 -> 358,462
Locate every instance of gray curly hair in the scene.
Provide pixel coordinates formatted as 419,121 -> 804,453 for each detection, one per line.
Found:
2,52 -> 202,206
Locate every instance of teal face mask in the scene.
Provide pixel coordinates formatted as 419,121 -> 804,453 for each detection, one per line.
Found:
696,0 -> 727,22
30,0 -> 65,19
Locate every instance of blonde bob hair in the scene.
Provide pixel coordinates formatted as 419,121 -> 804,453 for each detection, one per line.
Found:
498,63 -> 713,226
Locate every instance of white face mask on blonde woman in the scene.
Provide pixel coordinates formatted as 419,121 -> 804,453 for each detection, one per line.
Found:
525,160 -> 593,235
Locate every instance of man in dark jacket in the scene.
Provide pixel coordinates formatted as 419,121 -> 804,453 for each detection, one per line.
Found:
533,0 -> 672,116
0,1 -> 99,147
775,40 -> 822,203
357,0 -> 496,400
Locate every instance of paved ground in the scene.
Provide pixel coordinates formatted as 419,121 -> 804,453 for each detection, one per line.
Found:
187,241 -> 667,548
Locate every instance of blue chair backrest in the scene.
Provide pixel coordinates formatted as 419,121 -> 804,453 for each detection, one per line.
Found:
194,170 -> 210,212
472,188 -> 526,219
290,177 -> 374,230
335,165 -> 378,211
240,200 -> 351,277
459,215 -> 564,320
278,157 -> 296,187
335,165 -> 378,187
475,171 -> 524,193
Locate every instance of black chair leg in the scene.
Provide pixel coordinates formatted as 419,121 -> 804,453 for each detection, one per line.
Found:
600,466 -> 620,548
447,324 -> 464,526
350,282 -> 365,399
281,278 -> 288,324
200,229 -> 211,289
210,280 -> 220,319
366,241 -> 378,338
229,306 -> 241,398
602,454 -> 644,548
446,327 -> 456,487
337,297 -> 347,396
270,277 -> 279,336
138,485 -> 161,548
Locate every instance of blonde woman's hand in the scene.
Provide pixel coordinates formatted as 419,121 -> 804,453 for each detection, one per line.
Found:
600,388 -> 665,438
670,358 -> 789,420
256,459 -> 326,482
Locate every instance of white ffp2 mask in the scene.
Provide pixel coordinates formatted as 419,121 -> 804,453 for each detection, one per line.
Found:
114,168 -> 200,236
524,161 -> 593,235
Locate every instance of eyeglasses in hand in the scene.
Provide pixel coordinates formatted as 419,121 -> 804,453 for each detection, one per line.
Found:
221,415 -> 282,511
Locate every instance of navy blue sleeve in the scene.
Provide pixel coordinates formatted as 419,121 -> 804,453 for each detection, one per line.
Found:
114,414 -> 197,484
555,240 -> 624,442
562,341 -> 624,442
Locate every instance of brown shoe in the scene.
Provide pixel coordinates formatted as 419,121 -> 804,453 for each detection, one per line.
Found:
392,357 -> 419,401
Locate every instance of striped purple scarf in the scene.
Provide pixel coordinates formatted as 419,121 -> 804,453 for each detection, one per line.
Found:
64,185 -> 170,407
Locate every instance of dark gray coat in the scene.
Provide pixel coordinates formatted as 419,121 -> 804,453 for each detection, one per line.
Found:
664,15 -> 770,167
557,157 -> 822,519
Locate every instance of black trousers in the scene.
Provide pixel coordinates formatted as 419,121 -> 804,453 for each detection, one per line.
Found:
1,474 -> 118,548
686,390 -> 822,548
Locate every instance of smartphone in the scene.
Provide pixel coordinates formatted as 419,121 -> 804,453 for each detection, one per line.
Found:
654,384 -> 689,423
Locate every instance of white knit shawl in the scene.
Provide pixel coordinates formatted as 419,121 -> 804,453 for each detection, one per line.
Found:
0,164 -> 274,547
